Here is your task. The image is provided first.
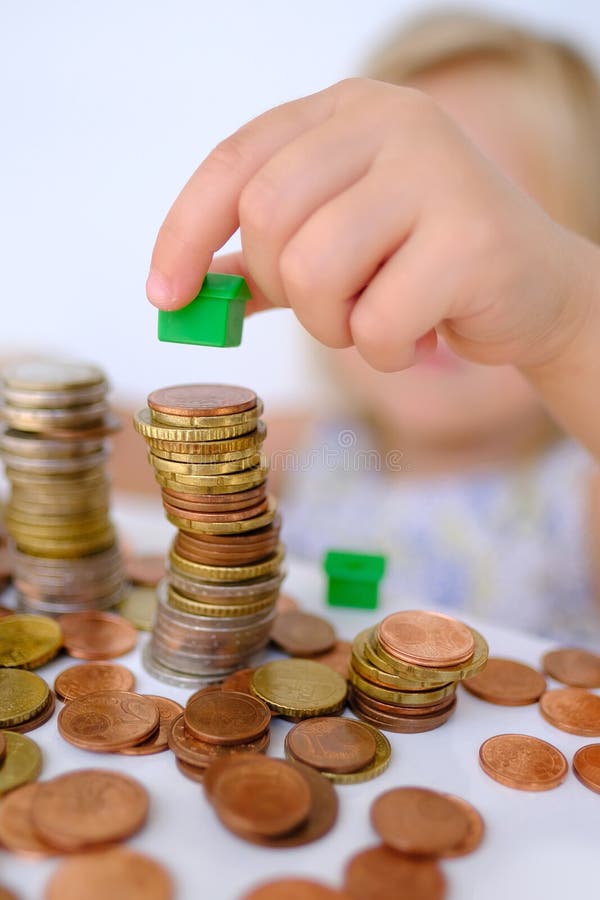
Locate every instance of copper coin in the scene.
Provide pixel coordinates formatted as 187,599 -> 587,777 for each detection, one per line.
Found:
0,606 -> 14,618
167,493 -> 266,514
352,687 -> 456,717
32,769 -> 149,851
462,657 -> 546,706
164,498 -> 269,523
168,714 -> 269,767
164,484 -> 266,505
350,693 -> 457,733
286,717 -> 377,774
186,684 -> 222,704
148,383 -> 257,416
0,783 -> 57,858
221,668 -> 255,695
57,691 -> 160,751
378,610 -> 474,667
175,757 -> 206,783
57,611 -> 138,660
276,592 -> 300,614
540,688 -> 600,736
211,756 -> 312,837
177,517 -> 280,547
0,732 -> 5,764
344,845 -> 445,900
542,647 -> 600,688
439,794 -> 485,857
241,880 -> 349,900
120,696 -> 184,756
9,689 -> 56,733
479,733 -> 568,790
125,554 -> 166,587
271,612 -> 336,657
572,743 -> 600,794
54,663 -> 135,701
184,690 -> 271,745
371,786 -> 469,855
45,848 -> 174,900
0,546 -> 13,581
311,641 -> 351,679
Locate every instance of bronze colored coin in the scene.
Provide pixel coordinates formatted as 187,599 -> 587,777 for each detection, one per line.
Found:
276,592 -> 300,613
45,848 -> 174,900
311,641 -> 351,680
572,743 -> 600,794
440,794 -> 485,858
169,714 -> 270,767
54,663 -> 135,701
0,783 -> 57,857
184,690 -> 270,745
147,384 -> 257,416
371,786 -> 469,855
540,688 -> 600,736
542,647 -> 600,688
350,692 -> 457,733
32,769 -> 149,851
241,880 -> 350,900
176,756 -> 206,783
57,611 -> 138,660
163,497 -> 268,523
0,545 -> 12,581
125,554 -> 166,587
479,733 -> 568,790
9,690 -> 56,733
210,756 -> 312,837
175,516 -> 280,547
378,610 -> 475,667
221,668 -> 255,695
462,657 -> 546,706
271,612 -> 336,657
186,684 -> 222,704
286,717 -> 377,774
0,732 -> 5,763
344,845 -> 445,900
0,606 -> 14,617
57,691 -> 159,751
120,695 -> 184,756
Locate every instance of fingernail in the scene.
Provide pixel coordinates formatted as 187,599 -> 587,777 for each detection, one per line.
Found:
146,269 -> 176,308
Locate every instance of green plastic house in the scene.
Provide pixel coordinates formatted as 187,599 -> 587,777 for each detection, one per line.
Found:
157,274 -> 251,348
323,550 -> 387,609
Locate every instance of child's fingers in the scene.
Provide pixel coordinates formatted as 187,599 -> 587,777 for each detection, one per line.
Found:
208,252 -> 274,316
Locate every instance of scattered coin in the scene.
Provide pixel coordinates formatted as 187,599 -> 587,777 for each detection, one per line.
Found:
57,691 -> 159,751
572,744 -> 600,794
540,688 -> 600,736
344,845 -> 445,900
0,668 -> 49,728
0,783 -> 57,857
221,668 -> 255,696
440,794 -> 485,858
54,662 -> 135,701
462,657 -> 546,705
542,648 -> 600,688
9,690 -> 56,734
31,769 -> 149,851
120,696 -> 184,756
241,880 -> 350,899
0,732 -> 42,796
310,641 -> 351,680
184,690 -> 271,745
378,610 -> 475,667
479,733 -> 568,790
175,757 -> 206,783
57,610 -> 138,659
285,717 -> 376,775
45,847 -> 174,900
275,593 -> 300,614
271,612 -> 336,657
168,713 -> 269,768
371,786 -> 469,855
0,614 -> 62,668
251,659 -> 347,718
117,586 -> 158,631
125,554 -> 166,587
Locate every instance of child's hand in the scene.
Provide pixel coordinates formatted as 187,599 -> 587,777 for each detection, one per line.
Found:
147,78 -> 595,375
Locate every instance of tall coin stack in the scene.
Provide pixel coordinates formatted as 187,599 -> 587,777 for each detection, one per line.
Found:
134,384 -> 284,686
349,610 -> 488,732
0,359 -> 124,614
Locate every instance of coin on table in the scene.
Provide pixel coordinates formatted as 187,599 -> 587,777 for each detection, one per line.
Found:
542,647 -> 600,688
117,586 -> 158,631
371,786 -> 470,855
540,688 -> 600,736
184,690 -> 270,746
176,757 -> 206,783
57,691 -> 159,751
9,689 -> 55,734
241,880 -> 350,900
378,610 -> 475,667
439,794 -> 485,858
344,845 -> 446,900
0,783 -> 57,857
0,669 -> 49,727
572,744 -> 600,794
292,721 -> 390,786
221,668 -> 255,695
120,696 -> 184,756
275,592 -> 300,614
31,769 -> 149,851
0,614 -> 62,668
285,717 -> 376,775
251,659 -> 347,718
57,611 -> 138,660
124,554 -> 166,587
462,657 -> 546,705
479,733 -> 568,791
271,612 -> 336,657
0,732 -> 42,796
45,848 -> 174,900
54,662 -> 135,702
168,714 -> 269,768
310,641 -> 351,680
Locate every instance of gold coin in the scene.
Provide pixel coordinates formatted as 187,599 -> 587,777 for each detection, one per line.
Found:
149,451 -> 262,476
348,667 -> 457,706
251,659 -> 348,718
285,721 -> 392,785
142,423 -> 267,456
0,732 -> 43,795
365,627 -> 488,685
155,463 -> 269,489
1,359 -> 104,392
0,615 -> 62,669
169,544 -> 284,582
134,407 -> 259,442
14,529 -> 116,559
351,630 -> 429,690
167,587 -> 276,619
150,401 -> 262,428
116,587 -> 158,631
6,515 -> 111,539
165,500 -> 276,534
144,442 -> 260,463
154,471 -> 265,496
0,669 -> 50,727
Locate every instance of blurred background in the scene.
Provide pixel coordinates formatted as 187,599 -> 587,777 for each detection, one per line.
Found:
1,0 -> 598,412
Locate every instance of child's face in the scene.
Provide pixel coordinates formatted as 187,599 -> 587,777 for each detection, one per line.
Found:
331,60 -> 571,449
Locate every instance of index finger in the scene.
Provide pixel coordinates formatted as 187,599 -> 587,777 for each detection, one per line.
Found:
146,85 -> 341,310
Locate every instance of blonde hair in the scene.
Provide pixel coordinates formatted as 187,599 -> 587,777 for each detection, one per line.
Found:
364,10 -> 600,242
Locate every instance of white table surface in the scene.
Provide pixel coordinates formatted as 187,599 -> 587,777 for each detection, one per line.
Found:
2,497 -> 599,900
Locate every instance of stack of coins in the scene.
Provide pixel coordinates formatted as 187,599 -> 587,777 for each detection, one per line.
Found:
349,610 -> 488,732
0,359 -> 124,614
0,668 -> 56,734
133,384 -> 285,684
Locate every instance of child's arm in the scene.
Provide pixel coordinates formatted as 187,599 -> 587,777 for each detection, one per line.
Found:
146,78 -> 600,457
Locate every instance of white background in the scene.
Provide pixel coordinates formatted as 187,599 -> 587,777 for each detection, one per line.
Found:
1,0 -> 598,410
